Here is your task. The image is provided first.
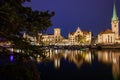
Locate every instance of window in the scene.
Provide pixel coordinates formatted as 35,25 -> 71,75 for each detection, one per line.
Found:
108,35 -> 109,43
111,36 -> 112,43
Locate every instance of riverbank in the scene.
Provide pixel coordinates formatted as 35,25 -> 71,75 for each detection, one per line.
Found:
42,44 -> 120,50
91,44 -> 120,49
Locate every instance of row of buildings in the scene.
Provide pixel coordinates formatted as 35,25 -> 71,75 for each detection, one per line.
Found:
23,1 -> 120,46
23,27 -> 92,46
42,27 -> 92,46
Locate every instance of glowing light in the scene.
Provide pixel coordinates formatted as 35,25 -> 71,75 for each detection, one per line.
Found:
9,55 -> 14,62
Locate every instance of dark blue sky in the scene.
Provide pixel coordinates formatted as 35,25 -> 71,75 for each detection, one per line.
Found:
24,0 -> 120,37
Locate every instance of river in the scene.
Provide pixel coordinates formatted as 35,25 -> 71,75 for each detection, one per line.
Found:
38,49 -> 120,80
0,49 -> 120,80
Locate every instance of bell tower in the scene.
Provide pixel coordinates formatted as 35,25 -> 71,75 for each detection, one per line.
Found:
54,28 -> 61,43
111,0 -> 119,39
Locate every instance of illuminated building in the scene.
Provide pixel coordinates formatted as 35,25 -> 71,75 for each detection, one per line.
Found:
41,27 -> 92,46
22,27 -> 92,46
98,1 -> 120,44
68,27 -> 92,45
42,28 -> 63,45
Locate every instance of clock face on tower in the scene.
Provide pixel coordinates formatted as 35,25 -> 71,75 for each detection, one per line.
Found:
113,20 -> 118,24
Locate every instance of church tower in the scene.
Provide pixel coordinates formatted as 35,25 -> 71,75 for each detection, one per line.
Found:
54,28 -> 61,43
111,0 -> 119,39
54,28 -> 61,36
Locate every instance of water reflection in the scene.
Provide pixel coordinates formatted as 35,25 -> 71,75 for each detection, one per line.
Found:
37,49 -> 94,68
0,49 -> 120,80
97,50 -> 120,80
36,49 -> 120,80
9,54 -> 14,62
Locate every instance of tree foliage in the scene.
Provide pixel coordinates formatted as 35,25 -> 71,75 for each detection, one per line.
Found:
0,54 -> 40,80
0,0 -> 55,55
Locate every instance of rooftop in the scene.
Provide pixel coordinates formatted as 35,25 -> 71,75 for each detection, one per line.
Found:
99,29 -> 114,35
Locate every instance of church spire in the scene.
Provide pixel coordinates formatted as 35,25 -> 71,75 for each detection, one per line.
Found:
112,0 -> 118,21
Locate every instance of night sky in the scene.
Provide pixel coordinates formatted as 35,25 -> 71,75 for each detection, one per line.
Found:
23,0 -> 120,37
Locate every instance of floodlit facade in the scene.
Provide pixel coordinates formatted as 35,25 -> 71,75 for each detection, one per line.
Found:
98,29 -> 115,44
98,2 -> 120,44
68,27 -> 92,45
42,28 -> 63,46
42,34 -> 54,45
41,27 -> 92,46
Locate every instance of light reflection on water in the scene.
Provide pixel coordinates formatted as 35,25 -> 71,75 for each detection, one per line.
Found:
97,50 -> 120,80
1,49 -> 119,80
38,49 -> 94,68
37,49 -> 120,80
9,54 -> 14,62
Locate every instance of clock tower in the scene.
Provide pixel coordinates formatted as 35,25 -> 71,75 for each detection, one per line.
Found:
111,0 -> 119,39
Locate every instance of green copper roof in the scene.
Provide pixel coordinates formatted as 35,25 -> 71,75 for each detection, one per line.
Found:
112,0 -> 118,21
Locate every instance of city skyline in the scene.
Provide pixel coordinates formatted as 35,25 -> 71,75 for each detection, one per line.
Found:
23,0 -> 120,37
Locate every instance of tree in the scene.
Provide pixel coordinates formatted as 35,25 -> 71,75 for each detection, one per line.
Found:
0,0 -> 55,55
0,54 -> 40,80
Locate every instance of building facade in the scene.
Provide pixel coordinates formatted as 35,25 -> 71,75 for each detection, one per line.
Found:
42,28 -> 63,46
98,2 -> 120,44
98,29 -> 115,44
68,27 -> 92,45
41,27 -> 92,46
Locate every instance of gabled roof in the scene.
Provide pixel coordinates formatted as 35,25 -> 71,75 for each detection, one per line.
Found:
69,27 -> 91,35
69,27 -> 82,35
99,29 -> 114,35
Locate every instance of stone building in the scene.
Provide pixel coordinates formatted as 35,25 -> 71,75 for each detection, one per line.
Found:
98,2 -> 120,44
42,28 -> 63,45
68,27 -> 92,45
23,27 -> 92,46
41,27 -> 92,46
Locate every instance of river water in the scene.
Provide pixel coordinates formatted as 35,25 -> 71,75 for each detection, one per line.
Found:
0,49 -> 120,80
38,49 -> 120,80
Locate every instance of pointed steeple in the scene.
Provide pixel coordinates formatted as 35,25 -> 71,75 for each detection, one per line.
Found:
112,0 -> 118,21
77,26 -> 81,31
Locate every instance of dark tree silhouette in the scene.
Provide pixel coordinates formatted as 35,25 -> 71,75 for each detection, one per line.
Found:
0,0 -> 55,80
0,0 -> 55,55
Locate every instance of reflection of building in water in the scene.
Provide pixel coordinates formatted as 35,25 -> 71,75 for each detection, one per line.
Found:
97,50 -> 113,63
40,49 -> 93,69
54,58 -> 60,69
97,50 -> 120,79
67,50 -> 83,68
67,50 -> 93,68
